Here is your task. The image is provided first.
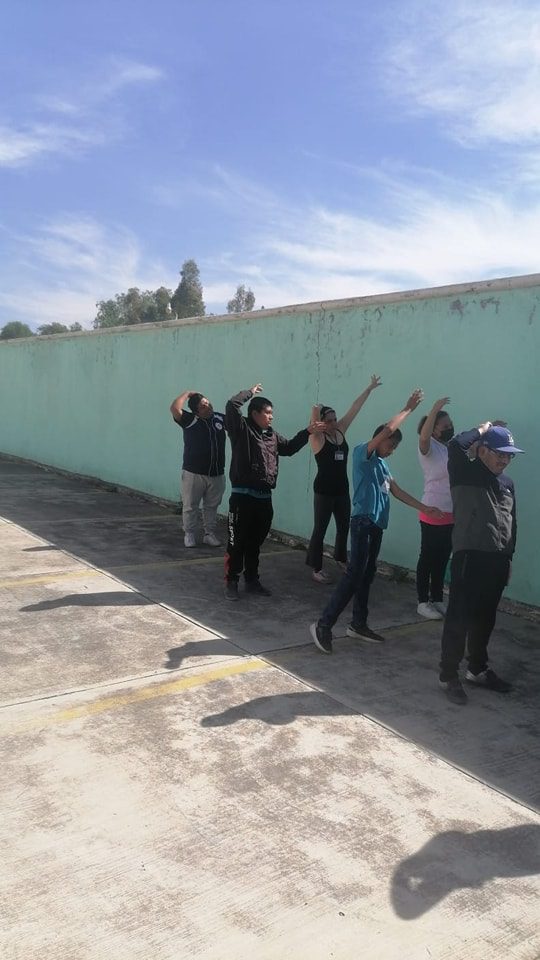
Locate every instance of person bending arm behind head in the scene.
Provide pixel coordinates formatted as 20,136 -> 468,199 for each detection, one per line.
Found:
310,388 -> 443,655
438,421 -> 523,706
415,397 -> 455,621
306,375 -> 382,583
224,383 -> 324,602
169,389 -> 226,548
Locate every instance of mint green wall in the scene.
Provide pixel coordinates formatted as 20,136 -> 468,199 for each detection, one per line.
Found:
1,277 -> 538,606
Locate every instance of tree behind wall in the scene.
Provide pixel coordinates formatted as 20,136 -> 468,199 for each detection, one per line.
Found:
227,284 -> 255,314
0,322 -> 34,340
37,322 -> 83,335
94,287 -> 172,328
170,259 -> 205,319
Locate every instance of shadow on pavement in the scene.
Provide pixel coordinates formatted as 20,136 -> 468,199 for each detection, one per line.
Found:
390,824 -> 540,918
2,456 -> 539,812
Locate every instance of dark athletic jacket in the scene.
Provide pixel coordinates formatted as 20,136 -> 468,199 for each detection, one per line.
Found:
448,428 -> 517,556
226,389 -> 309,493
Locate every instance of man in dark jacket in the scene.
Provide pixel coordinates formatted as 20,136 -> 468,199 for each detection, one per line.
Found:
170,389 -> 226,548
439,423 -> 524,705
224,383 -> 323,600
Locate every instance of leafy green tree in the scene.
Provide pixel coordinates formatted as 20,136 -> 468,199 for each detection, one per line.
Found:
37,322 -> 84,335
94,288 -> 172,328
227,284 -> 255,314
0,321 -> 34,340
171,259 -> 205,319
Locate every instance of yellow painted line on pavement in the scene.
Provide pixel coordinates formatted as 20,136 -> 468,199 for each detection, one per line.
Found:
0,548 -> 298,589
7,658 -> 272,734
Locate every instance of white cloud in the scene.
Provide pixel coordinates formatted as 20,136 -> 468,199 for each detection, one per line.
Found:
0,216 -> 169,329
383,0 -> 540,144
199,168 -> 540,311
1,58 -> 163,168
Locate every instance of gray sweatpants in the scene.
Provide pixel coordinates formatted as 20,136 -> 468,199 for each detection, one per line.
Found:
181,470 -> 226,536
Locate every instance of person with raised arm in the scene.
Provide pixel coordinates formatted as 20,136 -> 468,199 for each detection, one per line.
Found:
170,389 -> 226,547
306,375 -> 382,583
416,396 -> 455,620
310,388 -> 443,653
439,421 -> 523,705
224,383 -> 325,601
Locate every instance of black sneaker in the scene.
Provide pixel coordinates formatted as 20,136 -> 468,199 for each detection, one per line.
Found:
245,580 -> 272,596
346,623 -> 384,644
440,678 -> 468,705
310,621 -> 333,654
224,581 -> 239,602
466,668 -> 512,692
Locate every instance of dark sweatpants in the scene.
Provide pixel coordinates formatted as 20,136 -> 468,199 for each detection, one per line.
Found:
416,521 -> 453,603
225,493 -> 273,583
306,492 -> 351,571
439,550 -> 510,681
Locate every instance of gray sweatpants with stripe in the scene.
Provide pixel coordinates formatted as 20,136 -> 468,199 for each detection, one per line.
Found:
181,470 -> 226,536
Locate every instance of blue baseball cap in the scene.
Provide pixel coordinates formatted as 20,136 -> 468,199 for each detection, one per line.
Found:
480,426 -> 524,454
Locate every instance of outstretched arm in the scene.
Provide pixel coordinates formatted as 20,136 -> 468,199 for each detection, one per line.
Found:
278,420 -> 326,457
337,374 -> 382,434
419,396 -> 450,455
170,389 -> 196,422
367,388 -> 424,456
389,479 -> 443,518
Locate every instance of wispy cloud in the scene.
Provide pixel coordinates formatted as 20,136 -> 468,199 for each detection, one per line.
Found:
1,58 -> 163,168
383,0 -> 540,145
199,166 -> 540,310
0,215 -> 169,328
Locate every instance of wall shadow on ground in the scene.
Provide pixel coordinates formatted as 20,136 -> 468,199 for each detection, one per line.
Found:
3,457 -> 539,813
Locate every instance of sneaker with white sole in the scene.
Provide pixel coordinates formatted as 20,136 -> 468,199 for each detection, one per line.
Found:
417,601 -> 443,620
346,623 -> 385,644
465,668 -> 512,692
312,569 -> 331,583
184,533 -> 196,548
431,600 -> 447,616
203,533 -> 221,547
310,621 -> 333,654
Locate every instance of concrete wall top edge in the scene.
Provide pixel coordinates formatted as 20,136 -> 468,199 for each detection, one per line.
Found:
2,270 -> 540,346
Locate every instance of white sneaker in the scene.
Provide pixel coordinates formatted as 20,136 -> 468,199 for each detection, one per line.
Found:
184,533 -> 196,548
203,533 -> 221,547
417,601 -> 443,620
431,600 -> 447,616
312,570 -> 331,583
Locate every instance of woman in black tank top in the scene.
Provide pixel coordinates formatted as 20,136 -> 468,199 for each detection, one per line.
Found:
306,376 -> 382,581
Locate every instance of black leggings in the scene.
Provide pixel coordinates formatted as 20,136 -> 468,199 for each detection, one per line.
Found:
416,521 -> 453,603
306,492 -> 351,571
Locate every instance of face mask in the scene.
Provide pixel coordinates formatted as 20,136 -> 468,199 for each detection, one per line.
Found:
439,427 -> 454,443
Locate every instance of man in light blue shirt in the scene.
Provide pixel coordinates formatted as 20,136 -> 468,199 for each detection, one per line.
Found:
310,389 -> 442,653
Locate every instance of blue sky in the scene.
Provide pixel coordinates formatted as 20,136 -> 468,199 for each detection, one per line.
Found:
2,0 -> 540,329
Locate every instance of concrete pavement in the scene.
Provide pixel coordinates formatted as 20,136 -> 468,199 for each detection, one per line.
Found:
0,456 -> 539,960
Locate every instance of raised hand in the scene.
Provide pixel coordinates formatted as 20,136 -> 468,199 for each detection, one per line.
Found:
432,396 -> 450,412
369,374 -> 382,391
250,383 -> 263,395
405,388 -> 424,411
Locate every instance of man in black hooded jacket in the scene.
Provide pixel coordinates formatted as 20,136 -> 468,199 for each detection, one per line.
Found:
224,383 -> 323,600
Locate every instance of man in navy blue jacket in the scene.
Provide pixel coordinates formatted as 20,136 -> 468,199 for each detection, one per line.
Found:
439,422 -> 524,705
170,389 -> 226,548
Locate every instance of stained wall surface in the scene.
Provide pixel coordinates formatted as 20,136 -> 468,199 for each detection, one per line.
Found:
1,274 -> 538,605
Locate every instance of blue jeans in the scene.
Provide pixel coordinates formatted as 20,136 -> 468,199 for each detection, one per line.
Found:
320,515 -> 383,628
